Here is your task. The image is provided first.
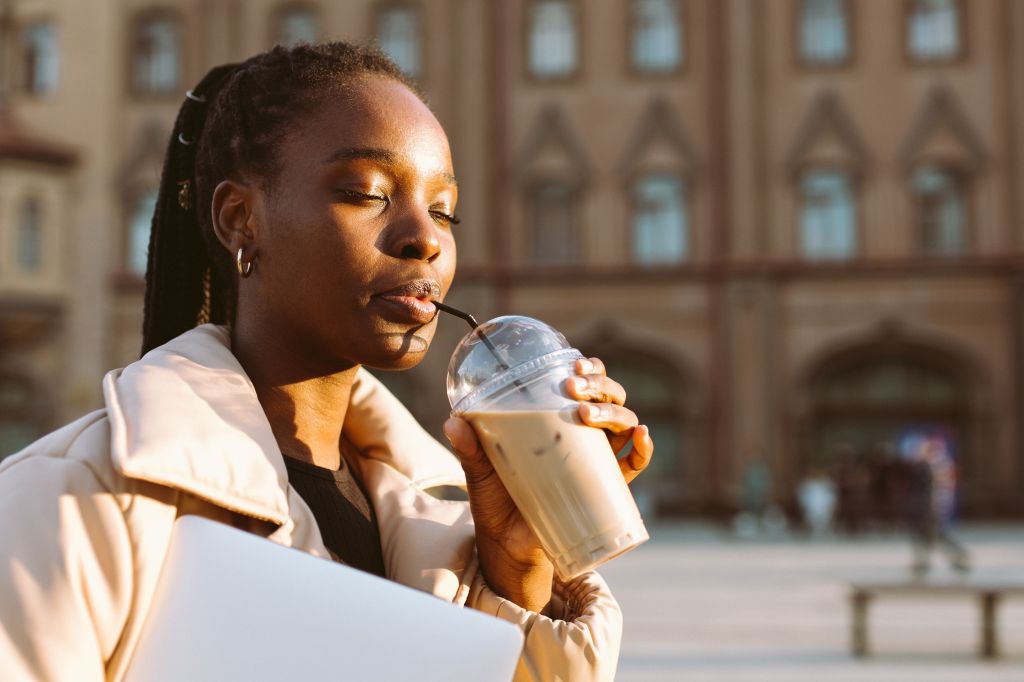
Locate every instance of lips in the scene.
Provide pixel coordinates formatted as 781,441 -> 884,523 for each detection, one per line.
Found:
372,279 -> 442,325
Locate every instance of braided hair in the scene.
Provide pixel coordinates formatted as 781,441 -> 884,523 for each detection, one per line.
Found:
140,42 -> 418,355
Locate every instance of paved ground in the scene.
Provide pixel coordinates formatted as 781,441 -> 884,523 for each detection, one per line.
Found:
598,523 -> 1024,681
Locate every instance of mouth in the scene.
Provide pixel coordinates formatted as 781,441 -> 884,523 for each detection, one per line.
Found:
372,279 -> 442,325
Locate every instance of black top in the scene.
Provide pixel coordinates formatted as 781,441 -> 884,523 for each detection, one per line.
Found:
282,450 -> 386,578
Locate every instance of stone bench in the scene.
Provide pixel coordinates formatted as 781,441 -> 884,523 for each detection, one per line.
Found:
849,580 -> 1024,659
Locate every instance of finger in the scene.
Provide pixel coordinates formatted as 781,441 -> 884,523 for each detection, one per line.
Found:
576,357 -> 607,377
578,403 -> 639,434
619,425 -> 654,484
566,374 -> 627,406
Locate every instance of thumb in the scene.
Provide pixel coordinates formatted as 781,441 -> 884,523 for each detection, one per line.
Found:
443,417 -> 493,482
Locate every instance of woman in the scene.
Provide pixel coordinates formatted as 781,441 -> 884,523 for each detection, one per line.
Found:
0,42 -> 652,681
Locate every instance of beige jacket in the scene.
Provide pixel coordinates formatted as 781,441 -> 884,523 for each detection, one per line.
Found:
0,325 -> 621,682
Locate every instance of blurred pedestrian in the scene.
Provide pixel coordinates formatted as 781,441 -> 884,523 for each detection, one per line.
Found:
797,467 -> 837,538
733,457 -> 775,538
867,442 -> 899,532
903,434 -> 970,576
835,445 -> 871,536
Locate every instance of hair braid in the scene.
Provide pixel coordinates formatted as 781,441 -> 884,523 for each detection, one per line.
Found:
140,42 -> 416,355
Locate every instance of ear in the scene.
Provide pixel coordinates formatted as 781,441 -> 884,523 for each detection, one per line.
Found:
210,179 -> 260,256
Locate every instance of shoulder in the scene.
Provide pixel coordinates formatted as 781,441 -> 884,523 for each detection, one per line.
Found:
0,409 -> 120,493
347,368 -> 466,490
0,412 -> 140,681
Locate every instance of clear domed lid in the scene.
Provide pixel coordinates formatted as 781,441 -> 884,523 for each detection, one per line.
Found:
446,315 -> 581,413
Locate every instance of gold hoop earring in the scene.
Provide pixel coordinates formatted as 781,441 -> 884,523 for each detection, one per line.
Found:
236,247 -> 255,278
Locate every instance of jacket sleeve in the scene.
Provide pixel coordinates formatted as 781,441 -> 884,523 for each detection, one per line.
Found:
0,455 -> 134,682
467,570 -> 622,682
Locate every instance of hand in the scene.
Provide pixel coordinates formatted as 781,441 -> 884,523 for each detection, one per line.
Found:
565,357 -> 654,484
442,356 -> 654,613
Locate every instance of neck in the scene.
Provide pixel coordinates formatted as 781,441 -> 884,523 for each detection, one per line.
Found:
232,320 -> 358,471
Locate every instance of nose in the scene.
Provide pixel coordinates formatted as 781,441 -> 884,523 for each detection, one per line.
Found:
385,212 -> 442,263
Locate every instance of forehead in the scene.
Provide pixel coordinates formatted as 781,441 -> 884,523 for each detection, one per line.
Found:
282,76 -> 453,177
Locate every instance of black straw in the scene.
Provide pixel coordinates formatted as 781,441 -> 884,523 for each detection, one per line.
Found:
434,301 -> 511,372
434,301 -> 479,329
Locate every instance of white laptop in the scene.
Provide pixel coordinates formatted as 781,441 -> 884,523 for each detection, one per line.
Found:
124,515 -> 524,682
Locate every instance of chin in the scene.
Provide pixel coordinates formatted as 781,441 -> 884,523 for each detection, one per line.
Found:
363,331 -> 432,370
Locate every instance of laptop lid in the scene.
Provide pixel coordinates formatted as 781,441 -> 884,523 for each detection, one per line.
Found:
124,515 -> 523,682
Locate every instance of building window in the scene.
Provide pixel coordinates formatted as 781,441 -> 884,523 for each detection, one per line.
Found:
375,4 -> 421,78
0,373 -> 45,460
632,173 -> 687,264
527,0 -> 578,79
800,170 -> 856,260
531,182 -> 576,264
274,4 -> 320,47
16,198 -> 43,271
21,22 -> 59,95
630,0 -> 682,73
799,0 -> 849,66
914,166 -> 967,255
907,0 -> 961,62
128,190 -> 157,276
132,15 -> 180,94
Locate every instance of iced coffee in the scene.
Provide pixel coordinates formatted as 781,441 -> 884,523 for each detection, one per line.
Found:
447,315 -> 648,580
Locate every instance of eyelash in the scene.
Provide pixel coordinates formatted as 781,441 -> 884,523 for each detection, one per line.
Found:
340,189 -> 386,204
339,190 -> 460,227
430,210 -> 461,226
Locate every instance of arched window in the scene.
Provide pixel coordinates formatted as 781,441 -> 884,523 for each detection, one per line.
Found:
914,166 -> 967,255
22,22 -> 59,95
133,14 -> 180,94
531,181 -> 576,264
128,189 -> 158,276
630,0 -> 682,74
527,0 -> 578,79
799,0 -> 849,66
274,4 -> 320,47
632,173 -> 687,264
375,4 -> 422,78
907,0 -> 961,62
16,197 -> 43,272
800,169 -> 856,260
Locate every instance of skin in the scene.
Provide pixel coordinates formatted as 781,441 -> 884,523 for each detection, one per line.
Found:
210,74 -> 653,612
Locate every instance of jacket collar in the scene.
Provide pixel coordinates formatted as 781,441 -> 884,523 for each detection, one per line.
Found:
103,324 -> 465,526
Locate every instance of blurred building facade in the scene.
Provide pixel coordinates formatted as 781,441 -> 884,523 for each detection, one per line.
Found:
1,0 -> 1023,516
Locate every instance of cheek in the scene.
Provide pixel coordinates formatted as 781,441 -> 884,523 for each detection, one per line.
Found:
270,213 -> 372,283
440,235 -> 458,287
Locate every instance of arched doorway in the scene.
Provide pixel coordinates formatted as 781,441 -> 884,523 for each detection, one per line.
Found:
581,342 -> 700,517
801,341 -> 978,515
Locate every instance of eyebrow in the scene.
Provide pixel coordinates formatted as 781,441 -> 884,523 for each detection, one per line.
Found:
322,146 -> 458,186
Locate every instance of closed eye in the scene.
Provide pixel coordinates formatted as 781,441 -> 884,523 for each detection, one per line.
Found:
337,189 -> 388,205
430,210 -> 460,227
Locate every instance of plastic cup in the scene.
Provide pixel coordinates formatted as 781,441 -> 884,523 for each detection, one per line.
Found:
447,315 -> 649,580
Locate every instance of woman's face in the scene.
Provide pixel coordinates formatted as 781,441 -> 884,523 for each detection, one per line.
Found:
245,75 -> 458,372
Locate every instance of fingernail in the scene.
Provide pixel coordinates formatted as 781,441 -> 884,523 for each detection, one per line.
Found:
585,403 -> 606,419
442,420 -> 456,444
570,376 -> 587,392
578,359 -> 594,373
